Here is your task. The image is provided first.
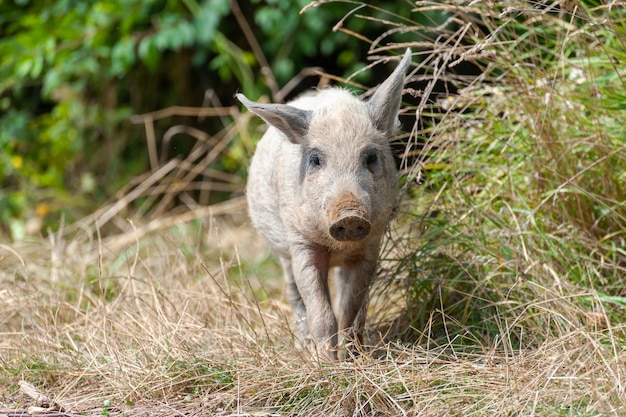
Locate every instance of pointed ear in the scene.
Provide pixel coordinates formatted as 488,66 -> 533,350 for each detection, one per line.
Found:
236,93 -> 311,144
367,48 -> 411,133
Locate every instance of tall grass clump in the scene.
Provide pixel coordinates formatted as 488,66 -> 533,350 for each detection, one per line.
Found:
367,1 -> 626,353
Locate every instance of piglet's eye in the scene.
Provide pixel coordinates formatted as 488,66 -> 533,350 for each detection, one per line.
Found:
309,154 -> 322,167
364,151 -> 378,169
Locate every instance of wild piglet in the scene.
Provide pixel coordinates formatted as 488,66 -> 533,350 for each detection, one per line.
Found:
237,49 -> 411,360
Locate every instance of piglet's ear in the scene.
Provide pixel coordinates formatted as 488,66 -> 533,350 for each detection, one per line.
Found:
236,94 -> 311,144
367,48 -> 411,134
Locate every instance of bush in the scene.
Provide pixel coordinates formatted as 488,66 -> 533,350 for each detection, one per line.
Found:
349,1 -> 626,347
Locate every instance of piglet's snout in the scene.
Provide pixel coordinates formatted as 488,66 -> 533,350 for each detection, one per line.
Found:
329,208 -> 372,242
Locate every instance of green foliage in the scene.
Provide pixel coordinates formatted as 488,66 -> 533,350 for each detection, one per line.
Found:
1,0 -> 258,238
480,7 -> 620,334
357,1 -> 626,346
0,1 -> 214,238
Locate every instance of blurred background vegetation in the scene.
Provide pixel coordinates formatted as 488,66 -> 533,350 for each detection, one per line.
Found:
1,0 -> 436,240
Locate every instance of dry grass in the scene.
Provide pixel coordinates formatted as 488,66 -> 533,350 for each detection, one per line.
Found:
2,1 -> 626,416
1,215 -> 624,416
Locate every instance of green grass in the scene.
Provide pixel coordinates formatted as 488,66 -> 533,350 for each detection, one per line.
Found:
1,1 -> 626,416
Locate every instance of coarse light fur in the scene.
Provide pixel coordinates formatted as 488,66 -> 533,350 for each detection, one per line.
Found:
237,49 -> 411,360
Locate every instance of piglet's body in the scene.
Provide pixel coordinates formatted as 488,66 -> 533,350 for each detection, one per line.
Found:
238,49 -> 411,359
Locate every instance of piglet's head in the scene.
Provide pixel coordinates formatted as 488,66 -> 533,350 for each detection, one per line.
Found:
238,49 -> 411,245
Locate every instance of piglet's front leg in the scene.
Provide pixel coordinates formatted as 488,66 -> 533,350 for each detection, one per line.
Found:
290,244 -> 337,360
279,256 -> 309,347
334,256 -> 377,357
